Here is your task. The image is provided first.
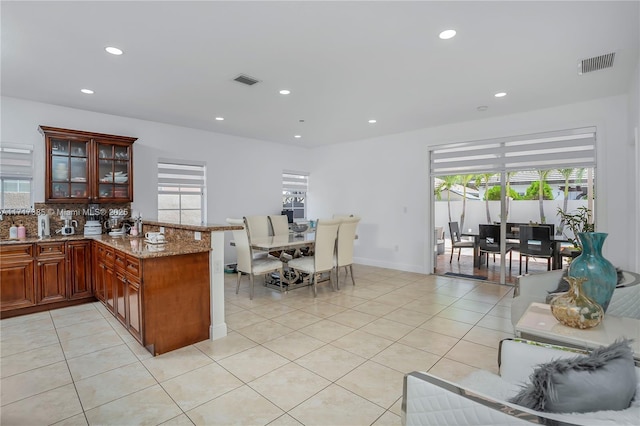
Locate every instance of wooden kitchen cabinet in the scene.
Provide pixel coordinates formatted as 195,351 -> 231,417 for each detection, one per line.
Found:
0,244 -> 35,311
35,242 -> 67,305
68,240 -> 93,300
1,239 -> 96,318
92,240 -> 209,355
40,126 -> 137,203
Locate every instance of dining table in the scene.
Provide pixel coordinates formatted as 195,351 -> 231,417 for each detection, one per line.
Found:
230,231 -> 318,291
462,229 -> 570,270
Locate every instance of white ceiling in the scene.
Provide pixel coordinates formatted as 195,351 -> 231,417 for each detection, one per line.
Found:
2,1 -> 639,147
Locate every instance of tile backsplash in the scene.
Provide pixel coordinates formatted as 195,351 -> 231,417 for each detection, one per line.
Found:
1,202 -> 131,239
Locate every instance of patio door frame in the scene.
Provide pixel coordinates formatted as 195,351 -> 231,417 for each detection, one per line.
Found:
428,126 -> 597,284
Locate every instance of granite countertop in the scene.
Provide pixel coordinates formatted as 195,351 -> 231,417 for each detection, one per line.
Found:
143,220 -> 242,232
0,234 -> 210,259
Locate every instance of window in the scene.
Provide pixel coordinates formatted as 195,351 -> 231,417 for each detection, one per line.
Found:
0,144 -> 33,210
282,170 -> 308,220
157,159 -> 206,225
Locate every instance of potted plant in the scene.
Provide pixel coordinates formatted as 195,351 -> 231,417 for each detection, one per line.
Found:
556,206 -> 594,250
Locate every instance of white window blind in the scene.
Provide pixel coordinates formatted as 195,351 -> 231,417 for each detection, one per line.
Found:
282,170 -> 309,193
157,159 -> 206,225
0,144 -> 34,209
0,144 -> 33,178
430,127 -> 596,176
158,159 -> 206,188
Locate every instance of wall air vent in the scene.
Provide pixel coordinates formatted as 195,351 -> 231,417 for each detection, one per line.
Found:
578,52 -> 615,75
233,74 -> 260,86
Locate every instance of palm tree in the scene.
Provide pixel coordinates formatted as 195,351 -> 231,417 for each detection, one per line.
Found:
458,174 -> 475,231
435,175 -> 459,223
505,171 -> 515,219
558,168 -> 574,234
537,169 -> 551,223
476,173 -> 495,223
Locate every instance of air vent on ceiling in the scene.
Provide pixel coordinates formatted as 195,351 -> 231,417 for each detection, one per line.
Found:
578,52 -> 616,75
233,74 -> 260,86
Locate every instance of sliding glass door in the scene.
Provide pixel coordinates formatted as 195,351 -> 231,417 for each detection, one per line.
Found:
430,128 -> 597,284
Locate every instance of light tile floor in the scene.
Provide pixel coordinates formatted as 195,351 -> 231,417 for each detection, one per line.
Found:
0,265 -> 515,425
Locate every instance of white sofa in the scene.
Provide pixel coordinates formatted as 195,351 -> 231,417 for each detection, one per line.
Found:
402,339 -> 640,426
511,269 -> 640,329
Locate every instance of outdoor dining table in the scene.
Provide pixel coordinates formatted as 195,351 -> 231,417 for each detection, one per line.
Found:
461,229 -> 570,270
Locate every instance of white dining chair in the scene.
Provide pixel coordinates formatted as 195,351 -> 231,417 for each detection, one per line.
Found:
335,216 -> 360,288
227,218 -> 284,299
268,215 -> 290,236
287,218 -> 340,297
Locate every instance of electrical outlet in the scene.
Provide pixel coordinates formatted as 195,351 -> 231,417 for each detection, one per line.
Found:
194,231 -> 201,241
159,226 -> 165,233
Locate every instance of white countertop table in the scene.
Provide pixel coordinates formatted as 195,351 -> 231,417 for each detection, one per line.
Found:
515,302 -> 640,359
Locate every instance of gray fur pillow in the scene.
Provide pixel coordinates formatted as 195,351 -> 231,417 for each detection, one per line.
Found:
509,339 -> 636,413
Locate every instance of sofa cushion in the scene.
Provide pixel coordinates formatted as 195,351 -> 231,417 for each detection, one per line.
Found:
509,339 -> 637,413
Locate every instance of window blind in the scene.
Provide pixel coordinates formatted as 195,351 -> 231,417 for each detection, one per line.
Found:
158,159 -> 206,188
282,170 -> 309,192
430,127 -> 596,176
0,144 -> 34,178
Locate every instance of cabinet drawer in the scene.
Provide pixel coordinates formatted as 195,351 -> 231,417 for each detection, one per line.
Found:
97,243 -> 115,266
115,250 -> 126,271
36,242 -> 65,258
0,244 -> 33,258
125,255 -> 140,277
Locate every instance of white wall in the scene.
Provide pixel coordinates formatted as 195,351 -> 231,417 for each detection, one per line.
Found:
629,59 -> 640,271
1,96 -> 310,264
309,95 -> 637,273
3,94 -> 637,273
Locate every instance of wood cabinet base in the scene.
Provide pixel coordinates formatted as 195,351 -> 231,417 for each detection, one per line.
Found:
0,296 -> 95,319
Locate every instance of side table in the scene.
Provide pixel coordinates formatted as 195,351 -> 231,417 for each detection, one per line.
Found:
515,302 -> 640,360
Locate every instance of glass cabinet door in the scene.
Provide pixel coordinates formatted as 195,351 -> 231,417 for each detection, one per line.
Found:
96,142 -> 131,201
49,137 -> 89,200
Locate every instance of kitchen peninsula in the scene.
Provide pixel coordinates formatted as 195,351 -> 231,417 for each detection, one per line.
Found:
1,234 -> 211,355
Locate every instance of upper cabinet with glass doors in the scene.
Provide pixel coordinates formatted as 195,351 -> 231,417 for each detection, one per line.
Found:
40,126 -> 137,203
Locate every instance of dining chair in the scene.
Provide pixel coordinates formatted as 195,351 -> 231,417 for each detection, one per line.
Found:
448,221 -> 474,263
335,216 -> 361,288
478,224 -> 515,270
227,218 -> 284,299
268,214 -> 298,260
245,215 -> 270,239
268,215 -> 290,237
518,225 -> 553,274
287,218 -> 341,297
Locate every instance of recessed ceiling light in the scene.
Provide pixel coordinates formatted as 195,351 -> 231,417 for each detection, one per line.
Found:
105,46 -> 123,55
477,105 -> 488,112
368,119 -> 377,124
494,92 -> 507,98
215,117 -> 224,121
294,135 -> 302,139
279,89 -> 291,95
439,29 -> 456,40
80,89 -> 94,94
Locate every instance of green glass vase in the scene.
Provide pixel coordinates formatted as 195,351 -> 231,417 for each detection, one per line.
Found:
568,232 -> 617,312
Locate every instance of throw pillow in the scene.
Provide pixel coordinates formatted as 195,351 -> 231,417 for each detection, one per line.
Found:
509,339 -> 637,413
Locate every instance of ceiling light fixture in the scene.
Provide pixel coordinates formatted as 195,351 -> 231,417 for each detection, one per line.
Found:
494,92 -> 507,98
279,89 -> 291,95
477,105 -> 488,112
439,29 -> 456,40
215,117 -> 224,121
80,89 -> 94,94
368,119 -> 377,124
294,135 -> 302,139
105,46 -> 123,55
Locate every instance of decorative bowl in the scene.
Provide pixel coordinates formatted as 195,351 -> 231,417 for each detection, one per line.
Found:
291,224 -> 308,234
